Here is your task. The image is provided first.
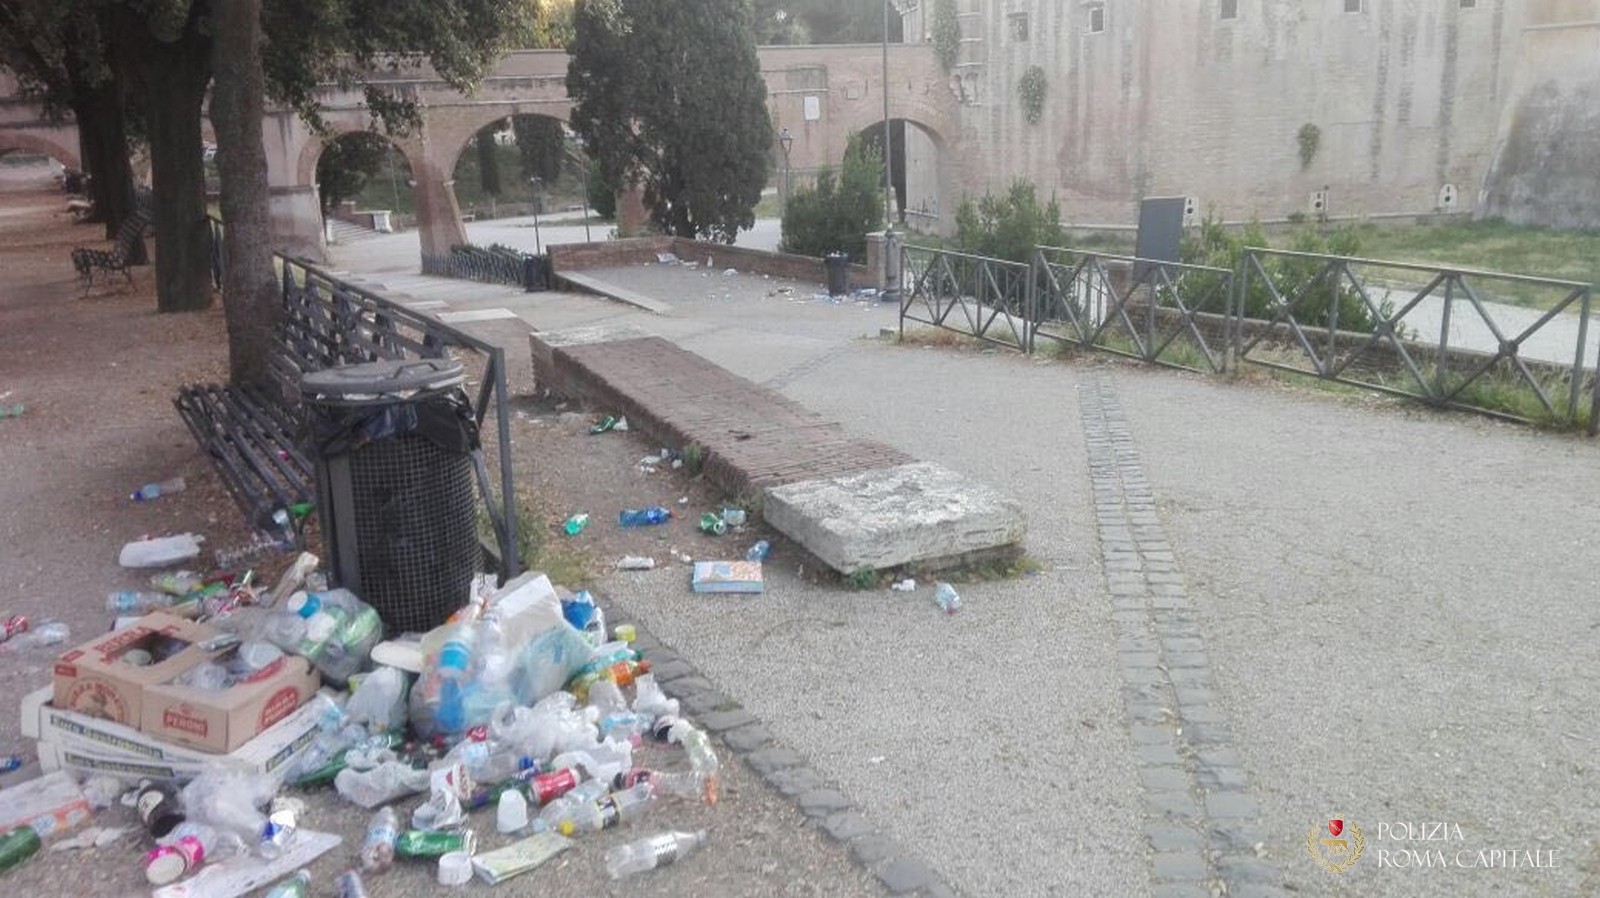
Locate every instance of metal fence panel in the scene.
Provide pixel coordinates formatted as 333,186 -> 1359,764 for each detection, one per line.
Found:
1235,247 -> 1597,432
1031,247 -> 1232,373
899,244 -> 1031,349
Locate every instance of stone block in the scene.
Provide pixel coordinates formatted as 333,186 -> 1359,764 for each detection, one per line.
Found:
762,462 -> 1026,574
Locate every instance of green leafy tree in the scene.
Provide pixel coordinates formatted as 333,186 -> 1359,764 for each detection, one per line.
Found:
568,0 -> 772,241
586,158 -> 616,219
779,133 -> 883,262
477,133 -> 502,197
315,133 -> 390,211
954,180 -> 1065,263
0,1 -> 136,238
513,116 -> 565,184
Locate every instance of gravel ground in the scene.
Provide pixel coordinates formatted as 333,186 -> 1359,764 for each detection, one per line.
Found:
0,181 -> 885,898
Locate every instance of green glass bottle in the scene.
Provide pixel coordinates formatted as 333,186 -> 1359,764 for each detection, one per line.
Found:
0,826 -> 41,873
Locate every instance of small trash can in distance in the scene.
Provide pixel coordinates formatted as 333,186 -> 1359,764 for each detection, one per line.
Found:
824,252 -> 851,296
302,358 -> 481,636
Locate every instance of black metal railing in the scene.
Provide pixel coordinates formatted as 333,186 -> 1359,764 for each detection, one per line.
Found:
897,242 -> 1600,433
1032,248 -> 1232,373
899,244 -> 1031,349
277,254 -> 523,576
422,244 -> 548,292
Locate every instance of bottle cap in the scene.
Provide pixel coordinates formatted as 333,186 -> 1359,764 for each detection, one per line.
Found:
437,850 -> 474,886
287,592 -> 320,618
496,789 -> 529,834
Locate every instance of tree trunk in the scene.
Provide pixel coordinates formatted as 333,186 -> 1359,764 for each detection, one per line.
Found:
117,7 -> 213,313
210,0 -> 280,388
71,80 -> 136,244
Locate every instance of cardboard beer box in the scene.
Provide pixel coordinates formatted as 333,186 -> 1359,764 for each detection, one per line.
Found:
51,612 -> 217,727
142,655 -> 321,753
691,561 -> 765,594
21,687 -> 325,783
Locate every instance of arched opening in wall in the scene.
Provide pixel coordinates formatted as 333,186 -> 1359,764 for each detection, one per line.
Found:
313,132 -> 416,233
0,142 -> 79,193
860,118 -> 945,234
450,114 -> 592,224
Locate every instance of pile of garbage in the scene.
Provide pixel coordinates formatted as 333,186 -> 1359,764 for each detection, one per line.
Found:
0,543 -> 722,895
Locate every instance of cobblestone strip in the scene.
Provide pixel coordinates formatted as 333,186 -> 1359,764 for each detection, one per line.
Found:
1081,376 -> 1281,898
599,603 -> 959,898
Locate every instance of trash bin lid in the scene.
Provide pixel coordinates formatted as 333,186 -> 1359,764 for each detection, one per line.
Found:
301,358 -> 465,401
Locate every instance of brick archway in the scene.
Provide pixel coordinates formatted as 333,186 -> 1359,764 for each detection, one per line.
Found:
0,130 -> 81,171
293,126 -> 421,192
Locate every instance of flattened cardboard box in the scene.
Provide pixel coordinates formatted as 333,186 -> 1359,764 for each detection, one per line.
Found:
142,655 -> 321,753
51,611 -> 218,727
24,687 -> 324,783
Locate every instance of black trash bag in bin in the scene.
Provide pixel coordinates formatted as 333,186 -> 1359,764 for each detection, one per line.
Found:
301,359 -> 484,636
310,387 -> 481,458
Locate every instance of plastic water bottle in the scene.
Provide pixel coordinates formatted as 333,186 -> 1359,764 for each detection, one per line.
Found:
669,722 -> 720,779
745,540 -> 770,562
604,830 -> 710,879
432,629 -> 478,735
130,477 -> 187,502
566,782 -> 657,833
619,507 -> 673,527
107,590 -> 176,614
538,777 -> 610,831
359,807 -> 399,875
563,513 -> 590,535
934,582 -> 961,614
9,621 -> 69,650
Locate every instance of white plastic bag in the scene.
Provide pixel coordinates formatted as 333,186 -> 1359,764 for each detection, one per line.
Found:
119,533 -> 204,568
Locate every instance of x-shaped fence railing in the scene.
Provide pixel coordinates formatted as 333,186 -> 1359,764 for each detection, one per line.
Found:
896,242 -> 1598,433
1236,248 -> 1597,432
900,244 -> 1031,349
1031,247 -> 1232,373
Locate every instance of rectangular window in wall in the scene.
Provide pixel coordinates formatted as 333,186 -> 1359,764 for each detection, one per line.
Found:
1220,0 -> 1238,18
1089,3 -> 1105,33
1344,0 -> 1362,11
1008,12 -> 1029,42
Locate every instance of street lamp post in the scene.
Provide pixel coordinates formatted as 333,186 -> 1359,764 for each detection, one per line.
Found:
530,176 -> 543,254
777,127 -> 793,217
882,0 -> 893,230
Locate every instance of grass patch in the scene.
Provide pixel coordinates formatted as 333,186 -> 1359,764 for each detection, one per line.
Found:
485,490 -> 599,589
1353,218 -> 1600,311
681,442 -> 705,476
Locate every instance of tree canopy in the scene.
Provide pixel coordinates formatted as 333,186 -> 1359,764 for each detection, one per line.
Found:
567,0 -> 772,241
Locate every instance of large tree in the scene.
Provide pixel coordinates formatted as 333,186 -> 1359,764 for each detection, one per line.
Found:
212,0 -> 536,387
568,0 -> 771,242
0,1 -> 137,238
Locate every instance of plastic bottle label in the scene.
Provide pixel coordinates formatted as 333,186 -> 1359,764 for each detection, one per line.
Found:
365,824 -> 398,848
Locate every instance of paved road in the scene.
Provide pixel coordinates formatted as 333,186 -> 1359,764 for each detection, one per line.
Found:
330,235 -> 1600,897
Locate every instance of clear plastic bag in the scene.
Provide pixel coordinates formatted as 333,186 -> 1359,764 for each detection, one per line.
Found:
344,666 -> 410,733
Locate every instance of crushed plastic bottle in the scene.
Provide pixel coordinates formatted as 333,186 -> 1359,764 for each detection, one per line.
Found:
537,778 -> 610,831
565,781 -> 657,834
618,507 -> 673,528
744,540 -> 770,562
106,590 -> 176,614
563,513 -> 590,536
7,621 -> 69,650
120,533 -> 205,568
358,807 -> 399,875
933,582 -> 961,614
335,762 -> 431,809
890,578 -> 916,592
130,477 -> 187,502
604,830 -> 710,879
